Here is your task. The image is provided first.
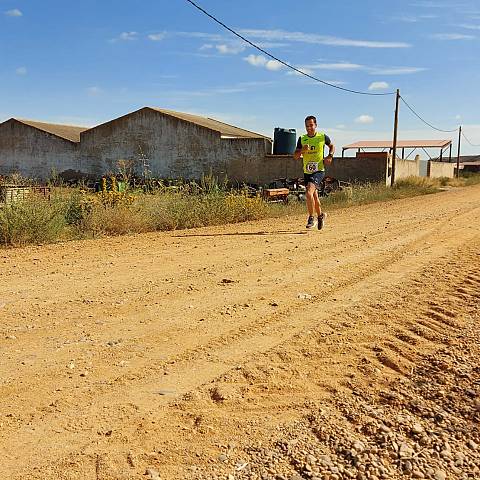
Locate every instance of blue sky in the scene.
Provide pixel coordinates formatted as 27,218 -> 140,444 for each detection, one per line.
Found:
1,0 -> 479,154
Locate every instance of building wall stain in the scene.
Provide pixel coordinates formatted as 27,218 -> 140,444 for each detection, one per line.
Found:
0,109 -> 275,184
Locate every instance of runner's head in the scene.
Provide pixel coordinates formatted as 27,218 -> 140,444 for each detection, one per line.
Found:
305,115 -> 317,136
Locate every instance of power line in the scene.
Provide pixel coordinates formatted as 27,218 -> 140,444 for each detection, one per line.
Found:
461,131 -> 480,148
399,95 -> 458,133
185,0 -> 396,97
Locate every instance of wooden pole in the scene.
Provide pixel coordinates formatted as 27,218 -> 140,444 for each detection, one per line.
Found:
456,126 -> 462,178
391,89 -> 400,186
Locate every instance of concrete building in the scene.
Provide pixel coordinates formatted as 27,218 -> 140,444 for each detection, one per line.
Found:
338,139 -> 457,183
0,118 -> 87,180
0,107 -> 273,184
79,107 -> 272,183
2,111 -> 462,186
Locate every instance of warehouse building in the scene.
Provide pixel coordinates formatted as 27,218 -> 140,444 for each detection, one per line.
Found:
0,108 -> 273,184
0,118 -> 87,180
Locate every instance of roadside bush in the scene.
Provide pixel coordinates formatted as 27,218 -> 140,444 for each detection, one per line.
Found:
64,190 -> 95,225
1,172 -> 478,248
0,196 -> 66,246
394,176 -> 438,188
460,172 -> 480,186
143,191 -> 267,231
80,203 -> 152,237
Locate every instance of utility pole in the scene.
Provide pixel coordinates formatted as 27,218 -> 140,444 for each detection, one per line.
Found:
391,89 -> 400,186
456,125 -> 462,178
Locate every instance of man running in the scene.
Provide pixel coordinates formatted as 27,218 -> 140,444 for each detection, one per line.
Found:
293,115 -> 335,230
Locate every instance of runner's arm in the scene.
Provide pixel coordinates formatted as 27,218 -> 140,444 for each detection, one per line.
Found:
325,140 -> 335,165
294,137 -> 308,160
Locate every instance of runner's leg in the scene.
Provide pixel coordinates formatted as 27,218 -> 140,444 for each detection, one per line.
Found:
306,183 -> 316,216
313,189 -> 321,217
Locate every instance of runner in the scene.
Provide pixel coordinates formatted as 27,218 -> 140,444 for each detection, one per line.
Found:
293,115 -> 335,230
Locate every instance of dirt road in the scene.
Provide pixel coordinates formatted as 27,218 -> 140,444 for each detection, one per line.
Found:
1,185 -> 479,479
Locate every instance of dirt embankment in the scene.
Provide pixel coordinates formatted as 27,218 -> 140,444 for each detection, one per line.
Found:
0,185 -> 479,480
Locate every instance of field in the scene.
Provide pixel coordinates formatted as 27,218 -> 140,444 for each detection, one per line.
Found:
0,184 -> 479,479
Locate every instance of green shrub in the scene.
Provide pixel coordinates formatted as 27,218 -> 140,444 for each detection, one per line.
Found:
1,173 -> 479,248
0,196 -> 66,246
80,203 -> 152,237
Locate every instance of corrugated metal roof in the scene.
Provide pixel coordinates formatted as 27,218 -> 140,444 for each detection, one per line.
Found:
343,140 -> 452,149
13,119 -> 88,142
149,108 -> 270,139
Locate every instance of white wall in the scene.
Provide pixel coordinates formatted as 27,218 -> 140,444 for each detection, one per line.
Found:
0,120 -> 80,181
428,161 -> 455,178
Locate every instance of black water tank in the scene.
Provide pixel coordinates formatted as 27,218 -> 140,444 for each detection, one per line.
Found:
273,128 -> 297,155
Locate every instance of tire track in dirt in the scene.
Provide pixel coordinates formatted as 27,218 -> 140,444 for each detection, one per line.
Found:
142,241 -> 480,479
2,199 -> 476,404
0,186 -> 479,479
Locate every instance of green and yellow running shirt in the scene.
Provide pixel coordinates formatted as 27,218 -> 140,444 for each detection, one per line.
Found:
297,133 -> 331,174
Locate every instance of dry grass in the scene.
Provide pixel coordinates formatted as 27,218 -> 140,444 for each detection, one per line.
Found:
0,173 -> 478,247
79,204 -> 152,237
0,194 -> 66,246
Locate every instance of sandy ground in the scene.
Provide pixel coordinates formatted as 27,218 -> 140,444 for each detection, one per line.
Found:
0,185 -> 479,480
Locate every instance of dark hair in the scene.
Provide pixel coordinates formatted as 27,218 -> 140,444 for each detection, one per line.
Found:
305,115 -> 317,125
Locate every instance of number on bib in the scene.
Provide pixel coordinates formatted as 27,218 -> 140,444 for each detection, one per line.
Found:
306,162 -> 318,173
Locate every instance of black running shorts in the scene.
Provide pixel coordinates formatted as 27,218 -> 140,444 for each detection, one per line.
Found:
304,170 -> 325,189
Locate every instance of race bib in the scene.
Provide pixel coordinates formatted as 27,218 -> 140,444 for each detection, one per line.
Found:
306,162 -> 318,173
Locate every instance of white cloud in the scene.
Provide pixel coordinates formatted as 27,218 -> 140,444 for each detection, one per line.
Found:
180,29 -> 411,49
190,52 -> 223,59
369,66 -> 427,75
170,31 -> 288,52
166,81 -> 275,99
176,31 -> 224,42
5,8 -> 22,17
301,62 -> 363,71
430,33 -> 475,40
216,44 -> 246,54
392,15 -> 420,23
244,54 -> 283,71
291,62 -> 425,76
148,32 -> 166,41
199,42 -> 245,54
410,1 -> 454,7
286,62 -> 362,79
285,71 -> 347,85
355,115 -> 374,124
15,67 -> 27,75
244,54 -> 268,67
87,86 -> 102,96
336,124 -> 346,129
286,68 -> 315,76
265,60 -> 283,71
109,31 -> 138,43
456,24 -> 480,30
238,81 -> 276,87
239,29 -> 411,48
391,13 -> 437,21
255,42 -> 290,49
118,31 -> 138,41
200,42 -> 282,55
368,81 -> 389,90
455,114 -> 462,120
